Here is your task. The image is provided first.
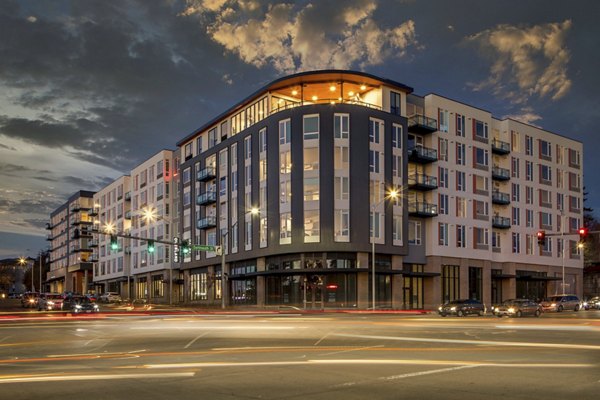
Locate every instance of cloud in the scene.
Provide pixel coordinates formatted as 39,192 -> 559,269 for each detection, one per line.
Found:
182,0 -> 418,73
503,107 -> 543,127
468,20 -> 572,104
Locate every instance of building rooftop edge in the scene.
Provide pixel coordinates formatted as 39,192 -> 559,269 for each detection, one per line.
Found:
176,69 -> 414,147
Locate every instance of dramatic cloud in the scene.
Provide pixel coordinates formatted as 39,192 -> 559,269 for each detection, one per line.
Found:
468,20 -> 572,104
503,107 -> 543,128
182,0 -> 418,73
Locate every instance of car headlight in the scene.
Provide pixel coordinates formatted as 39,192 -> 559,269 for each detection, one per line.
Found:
29,299 -> 35,303
47,301 -> 54,305
508,307 -> 515,313
551,303 -> 556,307
450,306 -> 456,311
438,306 -> 442,311
93,305 -> 99,310
75,304 -> 82,309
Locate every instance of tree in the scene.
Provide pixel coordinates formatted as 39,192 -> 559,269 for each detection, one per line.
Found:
582,187 -> 599,266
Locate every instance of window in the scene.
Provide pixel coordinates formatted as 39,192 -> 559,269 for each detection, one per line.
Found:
334,177 -> 349,200
304,210 -> 320,242
540,212 -> 552,229
208,127 -> 217,148
439,109 -> 449,132
474,120 -> 488,140
280,213 -> 292,244
439,138 -> 448,161
456,225 -> 466,248
438,223 -> 448,246
474,147 -> 488,167
438,167 -> 448,188
511,130 -> 520,152
244,136 -> 252,160
525,135 -> 533,156
512,232 -> 521,253
557,193 -> 564,211
540,140 -> 552,160
408,221 -> 421,245
474,227 -> 488,248
334,210 -> 350,241
392,124 -> 402,149
511,157 -> 519,178
369,119 -> 382,144
304,147 -> 319,171
439,194 -> 448,215
456,114 -> 465,137
390,91 -> 401,115
304,177 -> 319,201
184,143 -> 192,160
474,175 -> 488,194
525,161 -> 533,181
369,150 -> 380,173
474,200 -> 488,219
259,128 -> 267,153
303,115 -> 319,140
539,189 -> 552,208
456,143 -> 466,165
279,119 -> 291,144
512,207 -> 520,225
512,183 -> 520,202
540,165 -> 552,184
456,171 -> 466,191
526,209 -> 534,227
492,232 -> 500,250
526,186 -> 533,204
369,211 -> 381,239
392,215 -> 402,242
334,114 -> 349,139
392,155 -> 402,178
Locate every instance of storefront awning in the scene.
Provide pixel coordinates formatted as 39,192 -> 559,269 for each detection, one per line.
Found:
492,273 -> 517,279
517,275 -> 562,281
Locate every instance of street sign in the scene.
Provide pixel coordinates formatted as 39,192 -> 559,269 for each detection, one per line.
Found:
173,237 -> 180,263
194,245 -> 215,252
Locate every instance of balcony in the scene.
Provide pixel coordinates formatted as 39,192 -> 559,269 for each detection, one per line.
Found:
89,239 -> 98,248
46,234 -> 53,241
492,166 -> 510,181
197,166 -> 217,182
45,222 -> 53,230
492,216 -> 511,229
90,255 -> 99,263
71,217 -> 93,226
408,114 -> 437,134
125,210 -> 132,220
408,202 -> 438,218
492,191 -> 510,205
88,207 -> 99,217
71,202 -> 92,212
491,139 -> 510,155
197,191 -> 217,206
408,145 -> 438,164
408,173 -> 438,191
197,216 -> 217,230
125,191 -> 131,201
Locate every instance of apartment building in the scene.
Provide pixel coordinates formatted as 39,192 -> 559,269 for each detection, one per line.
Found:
91,175 -> 132,297
173,70 -> 583,310
128,150 -> 176,303
46,190 -> 95,294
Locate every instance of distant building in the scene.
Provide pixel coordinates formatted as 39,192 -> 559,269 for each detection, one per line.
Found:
46,190 -> 95,293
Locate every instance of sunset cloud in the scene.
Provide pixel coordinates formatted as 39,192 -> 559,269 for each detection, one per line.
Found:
468,20 -> 572,104
182,0 -> 418,73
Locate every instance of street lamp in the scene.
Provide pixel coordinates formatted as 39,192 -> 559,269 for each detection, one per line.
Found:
141,206 -> 174,305
371,188 -> 398,310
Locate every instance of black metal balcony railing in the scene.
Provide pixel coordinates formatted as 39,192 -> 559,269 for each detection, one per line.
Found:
491,139 -> 510,155
408,114 -> 438,134
492,216 -> 511,229
197,216 -> 217,230
125,210 -> 132,219
46,234 -> 53,241
492,166 -> 510,181
408,145 -> 438,164
492,191 -> 510,205
89,239 -> 98,248
88,207 -> 99,217
408,202 -> 438,217
197,167 -> 217,182
124,191 -> 131,201
196,191 -> 217,206
45,222 -> 53,230
408,173 -> 438,191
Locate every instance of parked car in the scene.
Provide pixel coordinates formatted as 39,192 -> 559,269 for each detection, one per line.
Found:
21,292 -> 39,308
99,292 -> 122,303
493,299 -> 542,317
37,293 -> 65,311
62,295 -> 99,313
85,293 -> 97,302
540,295 -> 581,312
438,299 -> 486,317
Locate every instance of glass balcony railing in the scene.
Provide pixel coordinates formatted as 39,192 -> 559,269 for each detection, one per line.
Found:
492,166 -> 510,181
408,114 -> 437,134
408,145 -> 438,164
196,191 -> 217,206
491,138 -> 510,155
492,191 -> 510,205
408,173 -> 438,190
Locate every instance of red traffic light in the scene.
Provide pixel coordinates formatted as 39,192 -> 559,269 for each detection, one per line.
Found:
578,227 -> 588,236
537,230 -> 546,245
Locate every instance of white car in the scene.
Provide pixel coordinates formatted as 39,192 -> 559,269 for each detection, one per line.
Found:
99,292 -> 122,303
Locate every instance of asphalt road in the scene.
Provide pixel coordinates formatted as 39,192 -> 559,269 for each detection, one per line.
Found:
0,305 -> 599,399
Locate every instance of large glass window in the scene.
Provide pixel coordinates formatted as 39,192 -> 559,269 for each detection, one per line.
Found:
303,115 -> 319,140
304,210 -> 320,243
334,114 -> 349,139
390,91 -> 401,115
442,265 -> 460,303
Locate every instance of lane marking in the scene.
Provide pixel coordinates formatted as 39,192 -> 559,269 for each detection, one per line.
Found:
0,372 -> 195,384
334,365 -> 479,387
319,345 -> 385,357
130,326 -> 301,330
184,333 -> 209,349
494,325 -> 596,332
333,333 -> 600,350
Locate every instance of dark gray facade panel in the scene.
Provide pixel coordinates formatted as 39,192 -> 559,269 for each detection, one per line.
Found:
181,103 -> 408,269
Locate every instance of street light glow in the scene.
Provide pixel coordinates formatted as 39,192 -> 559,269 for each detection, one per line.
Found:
142,207 -> 159,222
104,222 -> 116,234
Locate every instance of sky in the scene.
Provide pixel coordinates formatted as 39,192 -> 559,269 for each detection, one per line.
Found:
1,0 -> 599,259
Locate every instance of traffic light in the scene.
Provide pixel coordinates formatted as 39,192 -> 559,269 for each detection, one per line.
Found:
110,235 -> 118,251
181,240 -> 190,255
147,240 -> 155,253
536,230 -> 546,245
578,227 -> 588,243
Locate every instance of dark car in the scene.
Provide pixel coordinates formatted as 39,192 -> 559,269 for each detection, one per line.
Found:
492,299 -> 542,317
438,299 -> 486,317
63,295 -> 99,313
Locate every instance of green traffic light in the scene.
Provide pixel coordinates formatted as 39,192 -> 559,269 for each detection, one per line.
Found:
148,240 -> 155,253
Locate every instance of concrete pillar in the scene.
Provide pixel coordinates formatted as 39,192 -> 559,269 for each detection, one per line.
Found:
357,252 -> 369,309
256,257 -> 265,307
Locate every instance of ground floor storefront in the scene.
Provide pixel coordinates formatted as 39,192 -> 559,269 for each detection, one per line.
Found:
88,253 -> 584,309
